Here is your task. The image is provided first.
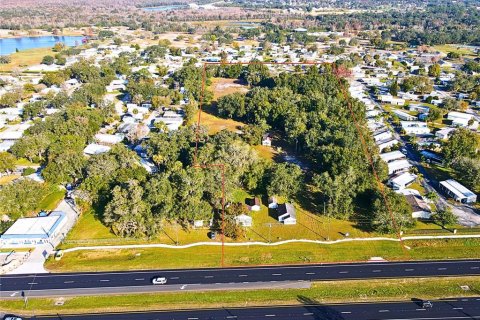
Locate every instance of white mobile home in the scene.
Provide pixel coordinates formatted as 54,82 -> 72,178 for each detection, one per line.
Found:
439,179 -> 477,204
387,159 -> 412,175
389,172 -> 417,190
380,150 -> 405,163
401,121 -> 431,135
393,110 -> 417,121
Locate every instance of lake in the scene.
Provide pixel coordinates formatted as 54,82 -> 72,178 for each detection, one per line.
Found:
143,5 -> 188,11
0,35 -> 85,55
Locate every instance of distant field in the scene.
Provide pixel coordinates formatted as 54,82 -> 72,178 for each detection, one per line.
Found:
46,238 -> 480,272
433,44 -> 476,56
0,47 -> 53,72
3,276 -> 480,315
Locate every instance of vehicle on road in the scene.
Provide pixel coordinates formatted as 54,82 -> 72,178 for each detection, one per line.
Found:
423,300 -> 433,309
4,315 -> 23,320
152,277 -> 167,285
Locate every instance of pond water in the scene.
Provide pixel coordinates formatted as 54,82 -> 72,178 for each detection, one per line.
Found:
143,5 -> 188,11
0,35 -> 84,55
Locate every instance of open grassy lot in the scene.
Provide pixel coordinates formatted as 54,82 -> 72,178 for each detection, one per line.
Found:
211,77 -> 249,100
196,109 -> 245,135
0,174 -> 20,185
0,47 -> 53,72
433,44 -> 476,56
15,158 -> 40,167
37,189 -> 65,211
46,238 -> 480,272
3,276 -> 480,315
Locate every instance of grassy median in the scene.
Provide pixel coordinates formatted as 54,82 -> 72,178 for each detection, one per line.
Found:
3,277 -> 480,315
46,238 -> 480,272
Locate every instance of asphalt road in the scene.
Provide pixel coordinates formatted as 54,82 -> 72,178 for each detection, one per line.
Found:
1,259 -> 480,297
15,297 -> 480,319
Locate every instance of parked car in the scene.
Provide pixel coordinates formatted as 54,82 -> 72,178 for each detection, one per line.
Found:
4,315 -> 23,320
422,300 -> 433,309
152,277 -> 167,285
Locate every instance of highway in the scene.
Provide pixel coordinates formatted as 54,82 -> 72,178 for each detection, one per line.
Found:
1,259 -> 480,297
16,297 -> 480,319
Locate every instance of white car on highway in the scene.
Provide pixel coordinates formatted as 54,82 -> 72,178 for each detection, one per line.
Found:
152,277 -> 167,285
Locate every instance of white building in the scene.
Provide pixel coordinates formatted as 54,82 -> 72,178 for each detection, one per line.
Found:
387,159 -> 412,175
83,143 -> 111,155
0,212 -> 67,246
439,179 -> 477,204
447,112 -> 475,128
380,150 -> 405,163
393,109 -> 417,121
406,195 -> 432,219
388,172 -> 417,190
401,121 -> 431,135
373,129 -> 393,142
95,133 -> 124,145
376,138 -> 399,152
435,127 -> 456,140
277,203 -> 296,225
235,214 -> 253,227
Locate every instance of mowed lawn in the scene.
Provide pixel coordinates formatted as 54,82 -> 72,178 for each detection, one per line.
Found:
46,238 -> 480,272
0,47 -> 53,72
37,189 -> 65,211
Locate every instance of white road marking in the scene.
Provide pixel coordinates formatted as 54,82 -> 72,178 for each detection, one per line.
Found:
11,260 -> 480,278
453,307 -> 464,310
438,268 -> 447,270
239,275 -> 248,277
265,315 -> 276,317
272,273 -> 282,276
226,316 -> 238,319
303,313 -> 313,316
379,310 -> 390,312
99,279 -> 110,282
27,282 -> 38,285
134,278 -> 144,281
170,277 -> 179,280
341,311 -> 352,314
188,318 -> 199,320
416,308 -> 426,311
64,281 -> 74,284
471,267 -> 480,269
204,276 -> 214,278
339,271 -> 349,274
305,272 -> 315,275
405,269 -> 414,271
372,270 -> 382,272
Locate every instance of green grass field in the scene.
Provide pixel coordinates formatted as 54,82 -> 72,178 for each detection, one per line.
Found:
433,44 -> 476,56
46,238 -> 480,272
37,189 -> 65,211
3,276 -> 480,315
0,47 -> 53,72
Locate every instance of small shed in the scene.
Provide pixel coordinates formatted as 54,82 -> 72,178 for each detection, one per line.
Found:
235,214 -> 253,227
247,197 -> 261,211
262,134 -> 272,147
277,203 -> 297,225
268,196 -> 278,209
